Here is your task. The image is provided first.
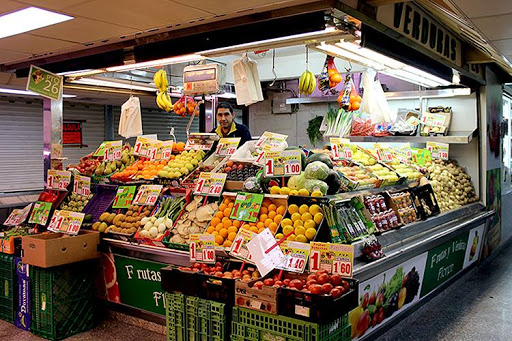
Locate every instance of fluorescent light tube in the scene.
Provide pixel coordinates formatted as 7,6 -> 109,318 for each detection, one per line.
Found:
0,7 -> 73,39
0,88 -> 75,98
106,54 -> 204,72
70,78 -> 156,92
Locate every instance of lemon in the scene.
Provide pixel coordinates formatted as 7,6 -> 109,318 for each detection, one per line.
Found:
301,212 -> 313,222
295,235 -> 308,243
298,188 -> 310,196
293,220 -> 304,228
270,186 -> 281,195
309,204 -> 321,215
283,225 -> 294,236
305,227 -> 317,240
304,219 -> 316,230
291,212 -> 302,222
311,190 -> 323,197
290,190 -> 299,196
288,234 -> 296,241
299,204 -> 310,215
294,226 -> 306,236
275,233 -> 284,240
281,218 -> 293,227
314,212 -> 324,225
288,204 -> 299,214
280,187 -> 291,195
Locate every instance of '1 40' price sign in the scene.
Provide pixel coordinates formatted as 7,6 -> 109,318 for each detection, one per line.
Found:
230,192 -> 264,223
47,210 -> 85,235
277,240 -> 311,273
309,242 -> 354,277
189,234 -> 216,263
47,170 -> 71,190
73,175 -> 91,196
264,150 -> 302,177
132,185 -> 163,206
194,173 -> 227,196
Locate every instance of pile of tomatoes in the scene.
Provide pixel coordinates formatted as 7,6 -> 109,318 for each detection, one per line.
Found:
173,96 -> 198,117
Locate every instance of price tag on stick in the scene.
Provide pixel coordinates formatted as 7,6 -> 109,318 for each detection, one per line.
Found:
112,186 -> 137,209
104,141 -> 122,161
132,185 -> 163,206
159,140 -> 174,160
215,138 -> 241,157
47,210 -> 85,235
426,142 -> 449,160
228,228 -> 257,262
189,234 -> 216,263
246,229 -> 286,277
47,170 -> 71,190
194,173 -> 227,196
230,192 -> 264,222
330,138 -> 352,160
264,150 -> 301,177
73,175 -> 91,196
309,242 -> 354,277
277,241 -> 311,273
3,204 -> 32,226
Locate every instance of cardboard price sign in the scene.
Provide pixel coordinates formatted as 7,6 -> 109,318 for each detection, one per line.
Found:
28,201 -> 52,225
194,173 -> 226,196
189,234 -> 215,263
309,242 -> 354,277
374,143 -> 394,163
392,143 -> 412,163
411,148 -> 432,166
330,138 -> 353,160
421,112 -> 446,127
3,203 -> 32,226
277,241 -> 310,273
47,170 -> 71,190
426,142 -> 449,160
134,136 -> 161,159
229,228 -> 257,262
132,185 -> 162,206
230,192 -> 264,222
246,229 -> 286,277
215,137 -> 240,157
73,175 -> 91,196
185,136 -> 215,151
104,141 -> 122,161
264,150 -> 301,177
112,186 -> 137,209
255,131 -> 288,151
47,210 -> 85,235
159,140 -> 174,160
26,65 -> 63,100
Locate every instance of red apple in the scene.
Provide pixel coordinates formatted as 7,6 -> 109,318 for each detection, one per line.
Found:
321,283 -> 333,294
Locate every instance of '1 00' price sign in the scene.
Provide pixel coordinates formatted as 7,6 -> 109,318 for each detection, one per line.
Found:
104,141 -> 122,161
189,234 -> 216,263
264,150 -> 302,177
309,242 -> 354,277
47,170 -> 71,190
277,240 -> 311,273
132,185 -> 163,206
426,142 -> 449,160
47,210 -> 85,235
194,173 -> 226,196
73,175 -> 91,196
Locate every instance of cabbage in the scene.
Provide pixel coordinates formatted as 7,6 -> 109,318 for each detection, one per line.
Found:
302,179 -> 328,195
287,174 -> 302,190
304,161 -> 330,180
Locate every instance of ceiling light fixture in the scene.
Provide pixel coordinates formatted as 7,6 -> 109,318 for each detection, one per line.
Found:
69,77 -> 156,92
105,54 -> 204,72
0,7 -> 73,39
0,88 -> 76,98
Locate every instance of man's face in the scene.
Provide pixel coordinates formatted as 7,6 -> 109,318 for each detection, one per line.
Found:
216,108 -> 234,129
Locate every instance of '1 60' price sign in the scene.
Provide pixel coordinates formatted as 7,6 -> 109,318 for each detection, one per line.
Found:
309,242 -> 354,277
277,240 -> 311,273
47,210 -> 85,235
73,175 -> 91,196
264,150 -> 302,177
189,234 -> 216,263
194,173 -> 226,196
132,185 -> 163,206
47,170 -> 71,191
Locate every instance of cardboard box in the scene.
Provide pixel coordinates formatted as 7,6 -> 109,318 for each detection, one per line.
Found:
1,235 -> 21,255
235,280 -> 279,314
22,230 -> 100,268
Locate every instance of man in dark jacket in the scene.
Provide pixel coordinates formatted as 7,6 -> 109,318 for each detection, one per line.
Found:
211,102 -> 252,146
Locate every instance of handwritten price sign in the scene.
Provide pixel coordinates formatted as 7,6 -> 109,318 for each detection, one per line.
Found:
47,210 -> 85,235
229,228 -> 257,262
132,185 -> 162,206
277,241 -> 311,273
194,173 -> 227,196
47,170 -> 71,190
215,137 -> 240,157
73,175 -> 91,197
309,242 -> 354,277
189,234 -> 216,263
264,150 -> 301,177
3,203 -> 32,226
426,142 -> 449,160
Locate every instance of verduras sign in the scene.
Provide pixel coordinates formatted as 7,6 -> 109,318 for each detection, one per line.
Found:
377,2 -> 462,67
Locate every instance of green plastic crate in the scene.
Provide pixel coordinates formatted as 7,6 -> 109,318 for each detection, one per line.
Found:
30,261 -> 96,340
231,307 -> 347,341
0,254 -> 15,323
341,324 -> 352,341
166,293 -> 187,341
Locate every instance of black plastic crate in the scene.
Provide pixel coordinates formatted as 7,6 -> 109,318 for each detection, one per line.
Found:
161,266 -> 201,296
0,254 -> 16,323
410,184 -> 440,220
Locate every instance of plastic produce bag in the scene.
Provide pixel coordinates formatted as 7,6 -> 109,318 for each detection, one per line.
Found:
119,96 -> 143,138
233,54 -> 264,106
361,70 -> 394,123
351,115 -> 374,136
338,74 -> 361,111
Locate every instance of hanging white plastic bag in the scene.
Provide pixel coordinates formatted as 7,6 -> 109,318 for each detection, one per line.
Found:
361,70 -> 394,123
233,54 -> 264,106
119,96 -> 143,138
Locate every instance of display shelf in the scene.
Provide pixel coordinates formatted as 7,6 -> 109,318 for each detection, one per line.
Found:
330,130 -> 477,144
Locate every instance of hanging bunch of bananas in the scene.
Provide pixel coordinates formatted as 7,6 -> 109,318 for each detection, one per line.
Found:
299,70 -> 316,96
154,69 -> 173,112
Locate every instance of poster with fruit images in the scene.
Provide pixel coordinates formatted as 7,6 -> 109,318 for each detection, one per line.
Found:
215,137 -> 241,157
47,210 -> 85,235
46,170 -> 71,190
350,252 -> 428,340
276,240 -> 310,273
463,224 -> 485,270
28,201 -> 52,225
112,186 -> 137,209
229,192 -> 264,222
309,242 -> 354,277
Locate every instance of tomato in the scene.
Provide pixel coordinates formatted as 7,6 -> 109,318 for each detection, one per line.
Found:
283,278 -> 291,287
316,270 -> 328,276
274,280 -> 283,287
289,279 -> 303,290
317,274 -> 330,285
307,274 -> 317,282
330,288 -> 342,299
331,274 -> 342,286
321,283 -> 333,294
309,284 -> 323,295
306,279 -> 318,288
263,278 -> 275,286
214,266 -> 223,273
214,271 -> 224,277
342,280 -> 351,292
253,281 -> 264,290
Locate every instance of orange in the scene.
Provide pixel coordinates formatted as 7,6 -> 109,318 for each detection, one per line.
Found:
351,102 -> 360,111
222,217 -> 230,223
223,198 -> 231,204
276,206 -> 286,215
262,199 -> 271,207
223,240 -> 233,248
328,69 -> 337,76
232,220 -> 241,228
259,214 -> 268,223
219,229 -> 228,238
219,204 -> 227,212
260,207 -> 268,215
274,214 -> 283,224
227,226 -> 238,234
223,219 -> 232,228
268,204 -> 277,212
241,224 -> 250,230
210,217 -> 221,227
206,226 -> 215,234
268,211 -> 277,220
264,218 -> 273,227
215,235 -> 224,245
223,208 -> 232,217
258,228 -> 265,234
257,222 -> 265,229
212,231 -> 218,237
215,211 -> 224,219
215,223 -> 224,232
269,222 -> 278,233
228,232 -> 237,242
249,225 -> 259,233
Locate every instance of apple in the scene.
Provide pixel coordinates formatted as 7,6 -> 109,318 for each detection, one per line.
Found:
317,274 -> 330,285
330,288 -> 342,299
289,279 -> 303,290
263,278 -> 275,286
253,281 -> 264,290
309,284 -> 323,295
321,283 -> 333,294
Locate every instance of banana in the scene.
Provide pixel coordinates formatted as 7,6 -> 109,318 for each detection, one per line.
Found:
153,70 -> 162,90
156,92 -> 166,111
299,71 -> 307,95
307,71 -> 316,95
161,92 -> 173,112
160,70 -> 168,90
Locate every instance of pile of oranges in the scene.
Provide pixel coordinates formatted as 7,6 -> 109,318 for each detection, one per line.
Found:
173,142 -> 186,153
112,158 -> 176,181
206,197 -> 286,247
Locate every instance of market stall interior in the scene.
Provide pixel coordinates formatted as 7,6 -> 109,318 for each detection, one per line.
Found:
1,10 -> 492,341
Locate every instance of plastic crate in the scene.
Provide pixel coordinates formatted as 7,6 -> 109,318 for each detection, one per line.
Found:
0,254 -> 15,323
82,184 -> 118,222
166,293 -> 186,341
231,307 -> 347,341
30,261 -> 96,340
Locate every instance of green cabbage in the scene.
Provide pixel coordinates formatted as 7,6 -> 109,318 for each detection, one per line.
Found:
287,175 -> 302,190
304,161 -> 329,180
302,179 -> 328,195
